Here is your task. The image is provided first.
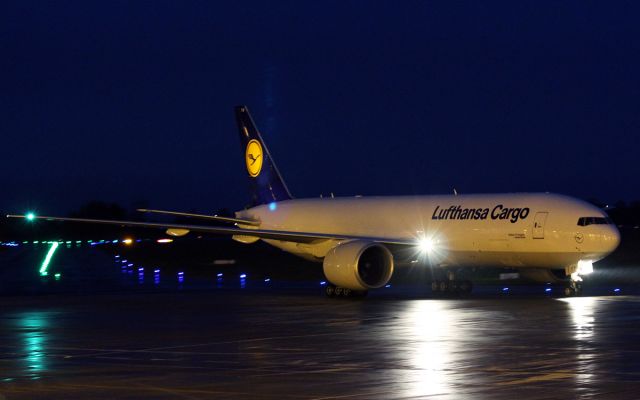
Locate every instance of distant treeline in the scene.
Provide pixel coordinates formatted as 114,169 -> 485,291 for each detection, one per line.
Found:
0,201 -> 233,241
590,199 -> 640,228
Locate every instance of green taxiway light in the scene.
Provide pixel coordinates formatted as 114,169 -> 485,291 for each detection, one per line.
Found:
54,273 -> 61,280
40,242 -> 59,276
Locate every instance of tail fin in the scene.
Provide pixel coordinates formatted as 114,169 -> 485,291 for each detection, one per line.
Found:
235,106 -> 292,206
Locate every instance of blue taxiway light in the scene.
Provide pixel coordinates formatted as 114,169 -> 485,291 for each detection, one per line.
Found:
545,288 -> 552,293
217,273 -> 223,277
264,278 -> 271,282
239,273 -> 247,279
320,281 -> 327,286
385,284 -> 391,288
614,288 -> 621,293
502,287 -> 510,292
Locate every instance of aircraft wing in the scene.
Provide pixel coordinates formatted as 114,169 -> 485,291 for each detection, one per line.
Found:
136,209 -> 260,226
6,214 -> 416,246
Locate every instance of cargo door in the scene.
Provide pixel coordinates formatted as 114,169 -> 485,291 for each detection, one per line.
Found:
532,212 -> 548,239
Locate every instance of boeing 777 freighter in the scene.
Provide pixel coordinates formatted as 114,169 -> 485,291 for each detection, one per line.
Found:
8,106 -> 620,297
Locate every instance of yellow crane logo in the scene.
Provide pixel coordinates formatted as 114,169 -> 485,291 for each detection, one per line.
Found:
245,139 -> 263,177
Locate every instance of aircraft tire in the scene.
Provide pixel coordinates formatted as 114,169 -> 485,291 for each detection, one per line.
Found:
325,285 -> 336,297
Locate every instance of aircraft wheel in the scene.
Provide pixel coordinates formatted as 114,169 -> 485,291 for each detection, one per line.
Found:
325,285 -> 336,297
342,288 -> 352,297
335,287 -> 343,296
438,281 -> 448,293
431,281 -> 440,292
563,286 -> 576,297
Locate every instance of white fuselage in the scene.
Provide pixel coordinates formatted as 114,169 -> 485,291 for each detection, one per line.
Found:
237,193 -> 620,271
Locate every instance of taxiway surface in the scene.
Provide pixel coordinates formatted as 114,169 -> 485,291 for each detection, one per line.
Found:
1,289 -> 640,399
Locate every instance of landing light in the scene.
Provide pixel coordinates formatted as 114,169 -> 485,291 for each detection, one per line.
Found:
418,237 -> 436,253
577,260 -> 594,276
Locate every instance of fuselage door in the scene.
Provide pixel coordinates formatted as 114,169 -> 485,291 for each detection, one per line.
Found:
532,212 -> 548,239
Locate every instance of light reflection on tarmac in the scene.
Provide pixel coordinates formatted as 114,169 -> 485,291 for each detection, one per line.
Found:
1,291 -> 640,399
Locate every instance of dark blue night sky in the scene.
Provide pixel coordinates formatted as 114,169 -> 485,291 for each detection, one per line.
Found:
2,1 -> 639,215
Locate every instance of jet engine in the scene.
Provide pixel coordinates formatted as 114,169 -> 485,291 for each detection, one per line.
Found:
323,240 -> 394,291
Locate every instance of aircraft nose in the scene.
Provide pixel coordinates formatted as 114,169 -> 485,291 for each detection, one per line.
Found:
601,225 -> 621,253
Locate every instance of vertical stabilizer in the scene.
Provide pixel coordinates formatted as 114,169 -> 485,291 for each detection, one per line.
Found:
235,106 -> 292,206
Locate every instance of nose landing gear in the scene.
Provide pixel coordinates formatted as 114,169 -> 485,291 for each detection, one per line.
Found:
563,281 -> 583,297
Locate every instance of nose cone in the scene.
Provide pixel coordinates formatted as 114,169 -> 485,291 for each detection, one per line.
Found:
602,225 -> 621,254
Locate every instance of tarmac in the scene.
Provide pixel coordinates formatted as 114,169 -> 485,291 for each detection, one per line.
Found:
1,241 -> 640,399
2,288 -> 640,399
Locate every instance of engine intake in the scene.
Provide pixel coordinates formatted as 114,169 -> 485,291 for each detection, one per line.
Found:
323,241 -> 394,290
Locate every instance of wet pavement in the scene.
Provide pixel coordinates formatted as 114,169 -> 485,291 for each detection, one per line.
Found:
1,289 -> 640,399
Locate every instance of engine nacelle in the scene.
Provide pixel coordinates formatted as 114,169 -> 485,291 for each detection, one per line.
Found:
323,241 -> 394,291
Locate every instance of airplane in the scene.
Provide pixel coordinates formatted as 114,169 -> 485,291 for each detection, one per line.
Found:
7,106 -> 621,297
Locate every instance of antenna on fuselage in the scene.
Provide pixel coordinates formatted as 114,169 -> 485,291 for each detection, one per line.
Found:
453,188 -> 458,196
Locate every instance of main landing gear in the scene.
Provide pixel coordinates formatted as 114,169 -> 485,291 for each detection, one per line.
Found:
431,279 -> 473,295
430,270 -> 473,296
324,284 -> 368,298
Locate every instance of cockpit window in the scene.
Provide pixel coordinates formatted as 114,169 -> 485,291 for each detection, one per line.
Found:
577,217 -> 613,226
